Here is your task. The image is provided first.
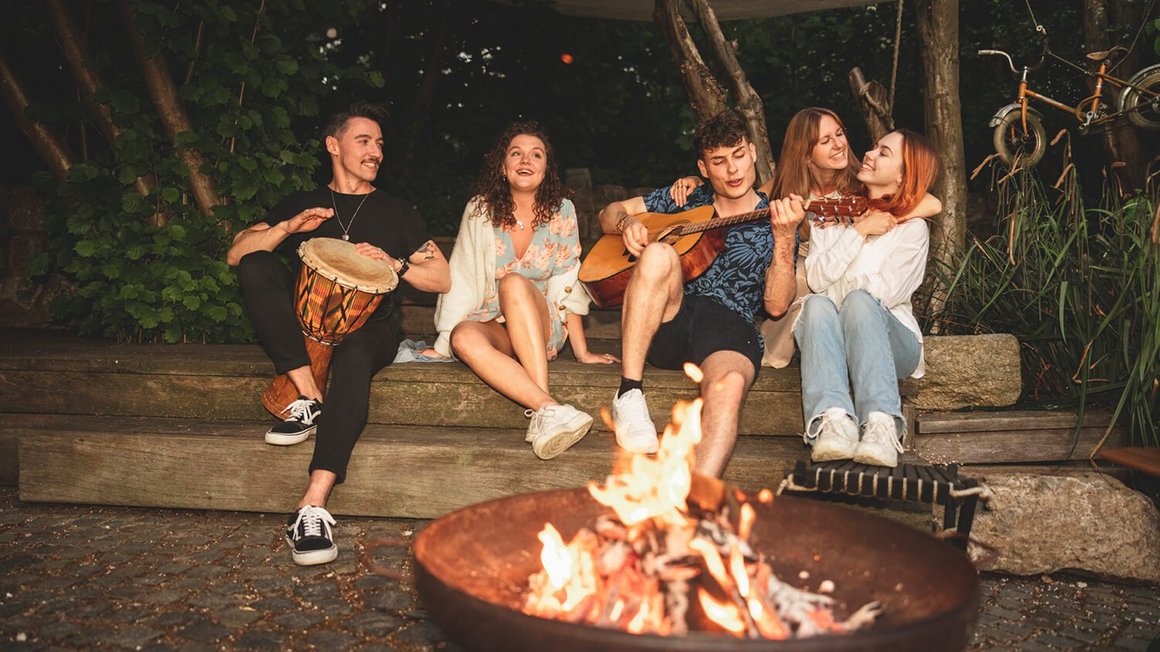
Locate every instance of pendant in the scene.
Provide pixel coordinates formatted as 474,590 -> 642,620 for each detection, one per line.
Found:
342,234 -> 350,241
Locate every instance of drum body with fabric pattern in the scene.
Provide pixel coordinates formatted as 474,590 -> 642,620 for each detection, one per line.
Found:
262,238 -> 399,417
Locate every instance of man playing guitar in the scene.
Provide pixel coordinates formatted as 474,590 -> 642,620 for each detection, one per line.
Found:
598,110 -> 803,477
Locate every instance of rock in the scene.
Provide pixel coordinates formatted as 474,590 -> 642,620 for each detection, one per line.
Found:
912,334 -> 1021,410
968,472 -> 1160,583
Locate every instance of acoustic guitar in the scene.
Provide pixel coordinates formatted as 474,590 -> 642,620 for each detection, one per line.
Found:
578,196 -> 868,308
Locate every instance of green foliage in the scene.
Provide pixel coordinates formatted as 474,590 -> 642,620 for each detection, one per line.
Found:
929,154 -> 1159,447
35,0 -> 382,342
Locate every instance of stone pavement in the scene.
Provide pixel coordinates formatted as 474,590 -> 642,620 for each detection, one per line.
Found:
1,488 -> 1157,651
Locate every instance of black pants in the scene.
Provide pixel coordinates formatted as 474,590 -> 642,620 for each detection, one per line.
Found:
238,251 -> 400,483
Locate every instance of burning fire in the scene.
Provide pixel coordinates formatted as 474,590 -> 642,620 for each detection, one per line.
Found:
522,366 -> 882,639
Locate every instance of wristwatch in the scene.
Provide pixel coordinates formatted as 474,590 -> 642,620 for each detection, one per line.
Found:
396,258 -> 410,278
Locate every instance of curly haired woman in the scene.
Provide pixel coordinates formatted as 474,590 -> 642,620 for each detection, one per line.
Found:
428,121 -> 612,459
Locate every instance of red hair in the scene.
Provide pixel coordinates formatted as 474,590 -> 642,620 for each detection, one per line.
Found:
866,129 -> 941,217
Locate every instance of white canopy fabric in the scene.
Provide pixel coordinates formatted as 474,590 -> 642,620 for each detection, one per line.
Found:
543,0 -> 887,22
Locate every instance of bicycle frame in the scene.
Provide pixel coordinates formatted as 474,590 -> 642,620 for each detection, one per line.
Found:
982,43 -> 1157,134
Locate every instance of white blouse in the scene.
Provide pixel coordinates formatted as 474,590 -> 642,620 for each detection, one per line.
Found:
801,218 -> 930,378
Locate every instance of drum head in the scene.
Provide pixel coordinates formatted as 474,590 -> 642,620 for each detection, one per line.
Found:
298,238 -> 399,294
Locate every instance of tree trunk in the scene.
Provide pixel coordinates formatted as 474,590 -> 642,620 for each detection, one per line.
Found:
118,0 -> 223,224
1081,0 -> 1151,193
916,0 -> 967,323
847,66 -> 894,143
0,54 -> 74,180
652,1 -> 728,124
46,0 -> 165,226
688,0 -> 774,185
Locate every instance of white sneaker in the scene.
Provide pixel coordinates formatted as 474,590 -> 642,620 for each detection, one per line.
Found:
611,389 -> 659,454
853,411 -> 904,468
807,407 -> 859,462
528,404 -> 593,460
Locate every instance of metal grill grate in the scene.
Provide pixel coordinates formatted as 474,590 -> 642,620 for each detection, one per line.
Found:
780,460 -> 983,550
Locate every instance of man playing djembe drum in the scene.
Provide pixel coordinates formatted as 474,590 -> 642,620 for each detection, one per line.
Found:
227,103 -> 450,566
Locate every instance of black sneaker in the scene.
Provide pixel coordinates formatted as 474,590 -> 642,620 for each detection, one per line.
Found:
265,396 -> 322,445
285,505 -> 338,566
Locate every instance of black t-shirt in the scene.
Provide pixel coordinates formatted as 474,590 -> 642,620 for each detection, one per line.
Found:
260,187 -> 431,320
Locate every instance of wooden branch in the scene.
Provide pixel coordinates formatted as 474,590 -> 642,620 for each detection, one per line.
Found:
0,54 -> 75,180
847,67 -> 893,143
689,0 -> 774,185
119,0 -> 224,224
47,0 -> 165,226
916,0 -> 967,325
652,0 -> 728,123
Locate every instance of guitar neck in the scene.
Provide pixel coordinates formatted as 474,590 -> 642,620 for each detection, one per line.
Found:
675,196 -> 867,236
676,209 -> 768,235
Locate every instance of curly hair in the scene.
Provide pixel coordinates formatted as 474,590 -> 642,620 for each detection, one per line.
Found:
469,121 -> 569,230
694,110 -> 750,156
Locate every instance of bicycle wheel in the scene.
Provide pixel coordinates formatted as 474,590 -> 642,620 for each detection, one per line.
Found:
1120,64 -> 1160,131
992,111 -> 1046,167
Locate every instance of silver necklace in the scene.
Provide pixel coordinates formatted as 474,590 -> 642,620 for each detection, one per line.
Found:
329,188 -> 374,241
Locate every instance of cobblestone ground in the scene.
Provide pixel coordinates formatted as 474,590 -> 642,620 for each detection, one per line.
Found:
1,489 -> 1157,651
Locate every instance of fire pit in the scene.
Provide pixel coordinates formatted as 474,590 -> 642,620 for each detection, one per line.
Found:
414,485 -> 979,652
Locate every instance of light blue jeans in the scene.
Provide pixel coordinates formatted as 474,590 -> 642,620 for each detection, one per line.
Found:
794,289 -> 921,439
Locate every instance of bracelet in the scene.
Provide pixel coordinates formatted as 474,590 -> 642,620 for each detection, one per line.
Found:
396,258 -> 410,277
615,214 -> 632,234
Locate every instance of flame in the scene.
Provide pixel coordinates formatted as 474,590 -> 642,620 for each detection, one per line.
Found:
521,369 -> 869,639
697,589 -> 746,634
588,398 -> 703,527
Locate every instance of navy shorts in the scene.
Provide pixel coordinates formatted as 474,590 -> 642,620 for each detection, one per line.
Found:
646,294 -> 763,372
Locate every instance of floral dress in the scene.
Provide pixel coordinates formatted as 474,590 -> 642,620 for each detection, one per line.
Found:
464,207 -> 582,359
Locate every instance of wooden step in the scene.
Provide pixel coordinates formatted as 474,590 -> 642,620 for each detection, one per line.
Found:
1099,447 -> 1160,478
0,331 -> 818,435
12,413 -> 803,518
915,409 -> 1126,465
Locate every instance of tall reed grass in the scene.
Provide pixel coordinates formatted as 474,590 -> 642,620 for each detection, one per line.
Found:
928,149 -> 1159,451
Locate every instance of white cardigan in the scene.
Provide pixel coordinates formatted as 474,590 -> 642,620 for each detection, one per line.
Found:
802,218 -> 930,378
432,197 -> 592,358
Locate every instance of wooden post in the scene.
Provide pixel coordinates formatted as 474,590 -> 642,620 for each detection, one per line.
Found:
653,0 -> 729,122
687,0 -> 775,185
46,0 -> 166,226
119,0 -> 224,226
847,66 -> 894,144
916,0 -> 967,320
0,55 -> 74,180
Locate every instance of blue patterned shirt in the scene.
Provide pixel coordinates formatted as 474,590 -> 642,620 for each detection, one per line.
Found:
642,185 -> 776,325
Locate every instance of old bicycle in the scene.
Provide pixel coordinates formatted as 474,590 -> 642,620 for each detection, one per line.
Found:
979,31 -> 1160,167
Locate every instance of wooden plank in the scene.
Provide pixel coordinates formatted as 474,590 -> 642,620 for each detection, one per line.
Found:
0,368 -> 809,435
915,427 -> 1127,464
917,409 -> 1118,434
1099,447 -> 1160,478
15,417 -> 803,518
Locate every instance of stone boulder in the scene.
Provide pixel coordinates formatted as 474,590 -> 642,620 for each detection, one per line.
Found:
968,473 -> 1160,583
912,334 -> 1021,410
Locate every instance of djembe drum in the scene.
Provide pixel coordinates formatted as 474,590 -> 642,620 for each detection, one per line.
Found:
261,238 -> 399,417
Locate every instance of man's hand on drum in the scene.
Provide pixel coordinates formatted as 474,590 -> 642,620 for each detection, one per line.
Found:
353,242 -> 396,266
285,207 -> 334,233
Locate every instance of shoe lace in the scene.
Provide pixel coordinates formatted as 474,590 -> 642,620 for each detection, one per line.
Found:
281,398 -> 317,421
292,506 -> 335,539
863,418 -> 904,452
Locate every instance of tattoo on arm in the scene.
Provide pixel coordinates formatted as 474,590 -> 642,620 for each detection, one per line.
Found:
414,240 -> 437,261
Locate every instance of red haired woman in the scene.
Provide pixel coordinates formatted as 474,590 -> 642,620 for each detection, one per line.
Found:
795,129 -> 942,468
670,108 -> 941,367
